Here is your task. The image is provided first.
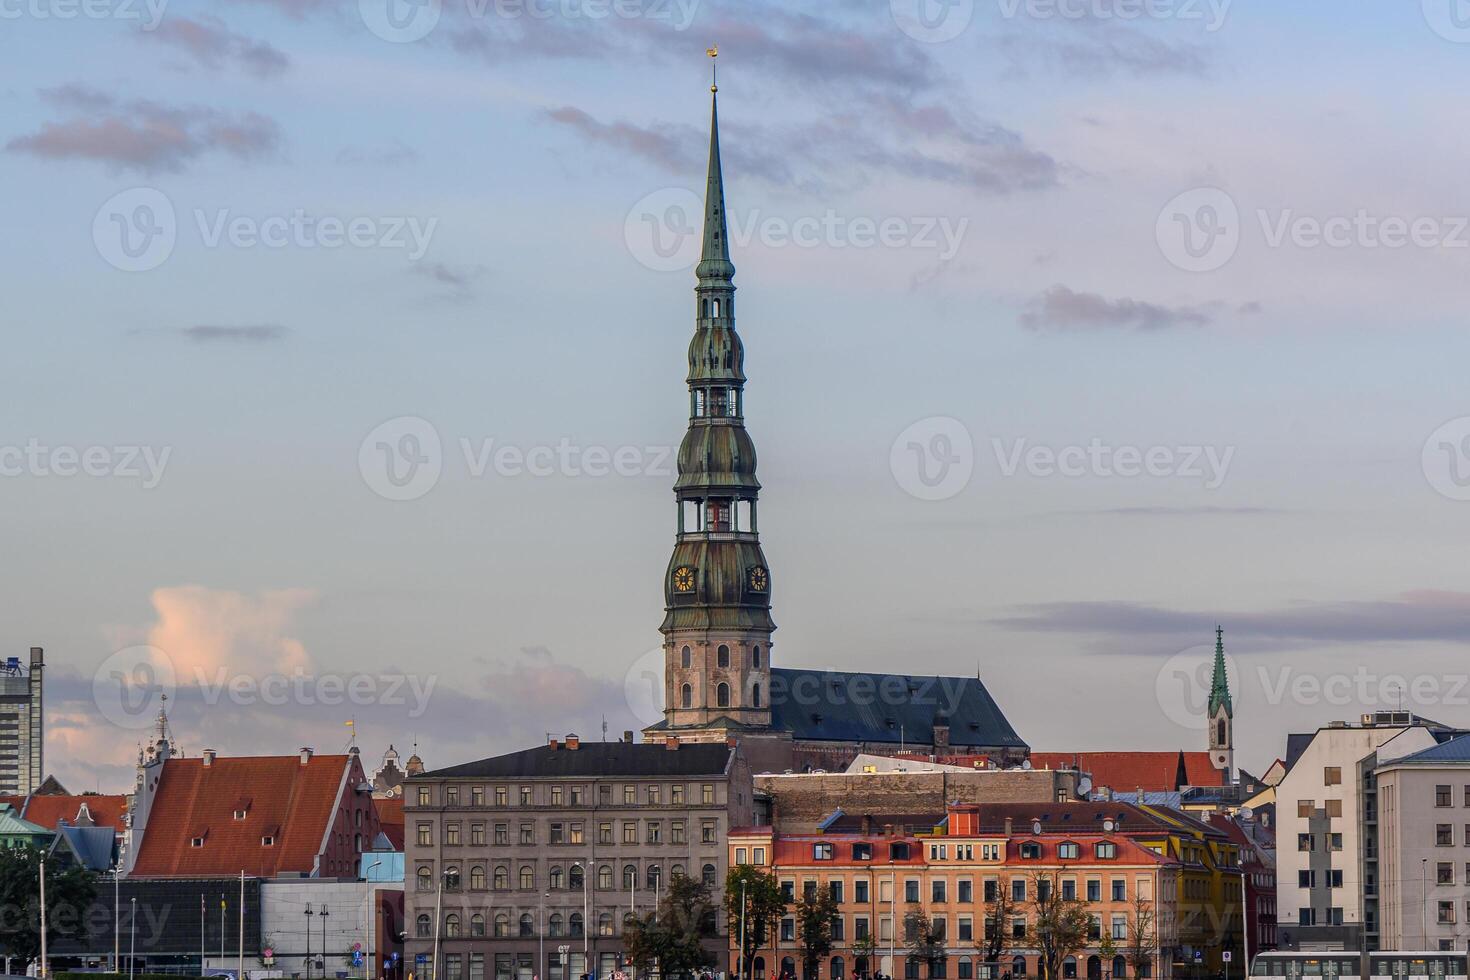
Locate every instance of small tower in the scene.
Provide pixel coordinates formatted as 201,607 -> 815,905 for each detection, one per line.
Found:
656,51 -> 775,736
1208,626 -> 1234,778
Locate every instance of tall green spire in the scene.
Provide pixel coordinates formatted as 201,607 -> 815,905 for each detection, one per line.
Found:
696,84 -> 734,284
1209,625 -> 1233,718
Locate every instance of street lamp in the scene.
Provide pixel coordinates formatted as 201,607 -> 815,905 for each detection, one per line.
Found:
322,905 -> 331,977
367,861 -> 385,980
129,897 -> 137,980
573,861 -> 591,980
112,864 -> 123,973
306,903 -> 315,980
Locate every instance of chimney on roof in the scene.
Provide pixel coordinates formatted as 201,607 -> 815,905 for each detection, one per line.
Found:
623,731 -> 634,744
665,736 -> 680,751
1004,816 -> 1014,838
300,747 -> 313,765
549,738 -> 560,752
861,814 -> 872,836
933,717 -> 950,756
883,823 -> 894,837
203,749 -> 216,766
727,736 -> 738,748
565,734 -> 580,750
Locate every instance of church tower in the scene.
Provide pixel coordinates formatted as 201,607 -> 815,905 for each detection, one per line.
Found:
1208,626 -> 1234,778
657,63 -> 775,735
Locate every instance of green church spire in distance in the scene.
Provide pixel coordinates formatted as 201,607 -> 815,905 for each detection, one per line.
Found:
1209,625 -> 1233,718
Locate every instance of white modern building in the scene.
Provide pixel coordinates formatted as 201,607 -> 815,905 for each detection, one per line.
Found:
1274,712 -> 1455,951
1376,736 -> 1470,951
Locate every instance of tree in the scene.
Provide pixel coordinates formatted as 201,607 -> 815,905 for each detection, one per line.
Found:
1026,872 -> 1091,980
0,845 -> 98,967
625,873 -> 719,980
796,890 -> 840,980
980,879 -> 1019,968
904,905 -> 946,978
1124,895 -> 1158,980
727,866 -> 788,979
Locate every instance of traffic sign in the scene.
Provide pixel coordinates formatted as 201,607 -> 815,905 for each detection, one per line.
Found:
1223,953 -> 1232,963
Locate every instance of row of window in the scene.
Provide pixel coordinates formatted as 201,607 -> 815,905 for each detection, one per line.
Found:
769,909 -> 1144,946
419,861 -> 718,893
417,817 -> 720,848
679,680 -> 759,709
1433,785 -> 1470,808
416,783 -> 718,808
765,874 -> 1156,907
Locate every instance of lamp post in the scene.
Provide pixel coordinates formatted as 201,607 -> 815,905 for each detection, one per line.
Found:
739,881 -> 748,980
322,905 -> 331,977
540,893 -> 548,980
573,861 -> 591,980
129,897 -> 137,980
113,865 -> 122,973
307,903 -> 316,980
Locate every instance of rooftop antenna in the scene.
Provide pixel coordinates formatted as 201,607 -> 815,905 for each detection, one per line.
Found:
601,715 -> 609,742
707,44 -> 718,92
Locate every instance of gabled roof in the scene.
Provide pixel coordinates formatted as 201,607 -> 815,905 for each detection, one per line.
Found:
419,741 -> 734,779
1385,734 -> 1470,766
1029,750 -> 1226,791
0,794 -> 129,834
0,804 -> 50,837
52,823 -> 116,871
768,668 -> 1027,749
130,754 -> 354,878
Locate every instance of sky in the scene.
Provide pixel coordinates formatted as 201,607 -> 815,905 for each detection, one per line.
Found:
6,0 -> 1470,793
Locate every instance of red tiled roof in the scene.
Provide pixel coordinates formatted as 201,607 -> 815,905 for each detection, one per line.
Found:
376,796 -> 404,850
1029,750 -> 1227,791
130,754 -> 352,878
0,794 -> 129,833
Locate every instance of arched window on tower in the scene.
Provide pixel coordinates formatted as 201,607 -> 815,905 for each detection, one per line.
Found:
681,684 -> 693,708
681,645 -> 692,669
717,683 -> 730,708
751,683 -> 761,708
712,298 -> 721,317
1217,718 -> 1226,745
717,645 -> 730,668
752,645 -> 762,668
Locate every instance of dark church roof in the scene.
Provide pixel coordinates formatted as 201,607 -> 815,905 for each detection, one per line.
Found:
767,668 -> 1027,749
418,741 -> 735,779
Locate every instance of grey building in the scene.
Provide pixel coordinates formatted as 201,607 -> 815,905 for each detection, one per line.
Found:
404,735 -> 754,980
0,648 -> 43,795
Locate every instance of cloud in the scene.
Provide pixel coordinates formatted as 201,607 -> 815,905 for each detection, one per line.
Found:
178,325 -> 289,343
994,591 -> 1470,646
147,585 -> 317,679
545,107 -> 699,175
1020,285 -> 1211,331
144,15 -> 290,76
413,262 -> 486,292
7,86 -> 281,173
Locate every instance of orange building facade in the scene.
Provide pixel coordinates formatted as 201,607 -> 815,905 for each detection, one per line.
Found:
731,804 -> 1185,980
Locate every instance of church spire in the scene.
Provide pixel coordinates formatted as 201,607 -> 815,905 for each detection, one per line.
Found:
697,49 -> 734,284
1209,625 -> 1233,718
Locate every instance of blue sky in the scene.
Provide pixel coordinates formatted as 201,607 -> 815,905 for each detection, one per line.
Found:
6,0 -> 1470,790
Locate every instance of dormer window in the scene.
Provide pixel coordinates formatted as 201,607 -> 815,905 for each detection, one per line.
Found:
191,836 -> 206,848
1058,842 -> 1080,859
234,809 -> 248,820
1020,842 -> 1042,859
262,835 -> 276,847
1096,841 -> 1118,859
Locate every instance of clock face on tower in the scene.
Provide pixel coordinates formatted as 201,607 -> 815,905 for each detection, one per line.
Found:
672,566 -> 696,593
748,566 -> 768,592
